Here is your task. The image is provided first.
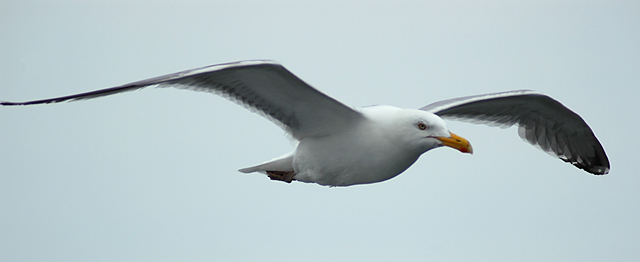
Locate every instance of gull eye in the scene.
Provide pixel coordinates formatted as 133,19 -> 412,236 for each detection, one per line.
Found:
418,122 -> 427,130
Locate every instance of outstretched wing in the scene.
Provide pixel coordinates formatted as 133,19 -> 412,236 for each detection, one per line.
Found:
420,90 -> 609,175
1,60 -> 364,139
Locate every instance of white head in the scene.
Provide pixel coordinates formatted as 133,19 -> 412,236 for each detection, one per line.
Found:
363,106 -> 473,155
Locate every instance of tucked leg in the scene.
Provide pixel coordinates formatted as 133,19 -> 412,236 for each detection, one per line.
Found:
266,170 -> 296,183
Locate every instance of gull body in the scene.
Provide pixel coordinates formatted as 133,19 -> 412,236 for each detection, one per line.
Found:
1,60 -> 609,186
242,106 -> 462,186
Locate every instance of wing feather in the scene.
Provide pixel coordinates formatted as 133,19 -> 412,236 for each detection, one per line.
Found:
1,60 -> 364,139
421,90 -> 609,175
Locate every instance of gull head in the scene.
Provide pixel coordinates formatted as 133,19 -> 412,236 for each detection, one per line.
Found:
364,107 -> 473,155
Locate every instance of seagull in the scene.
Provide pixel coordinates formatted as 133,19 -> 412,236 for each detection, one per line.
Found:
1,60 -> 609,186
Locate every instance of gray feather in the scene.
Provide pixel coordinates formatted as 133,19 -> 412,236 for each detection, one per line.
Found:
1,60 -> 364,139
421,90 -> 609,175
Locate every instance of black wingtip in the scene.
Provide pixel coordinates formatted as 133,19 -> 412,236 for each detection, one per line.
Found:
572,161 -> 609,175
587,166 -> 610,175
1,100 -> 57,106
1,101 -> 24,106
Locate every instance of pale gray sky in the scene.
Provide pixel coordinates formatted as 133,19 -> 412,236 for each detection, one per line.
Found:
1,1 -> 639,261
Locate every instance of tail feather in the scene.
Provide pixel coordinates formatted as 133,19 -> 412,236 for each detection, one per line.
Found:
239,152 -> 294,173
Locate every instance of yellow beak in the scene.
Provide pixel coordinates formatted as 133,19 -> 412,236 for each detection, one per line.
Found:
436,132 -> 473,154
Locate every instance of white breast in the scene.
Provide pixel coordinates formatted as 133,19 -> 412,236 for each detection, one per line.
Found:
292,106 -> 422,186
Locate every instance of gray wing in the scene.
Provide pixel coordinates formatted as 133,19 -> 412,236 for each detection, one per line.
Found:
1,60 -> 364,139
420,90 -> 609,175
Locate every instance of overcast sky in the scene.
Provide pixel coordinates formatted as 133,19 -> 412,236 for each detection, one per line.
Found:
1,1 -> 639,261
